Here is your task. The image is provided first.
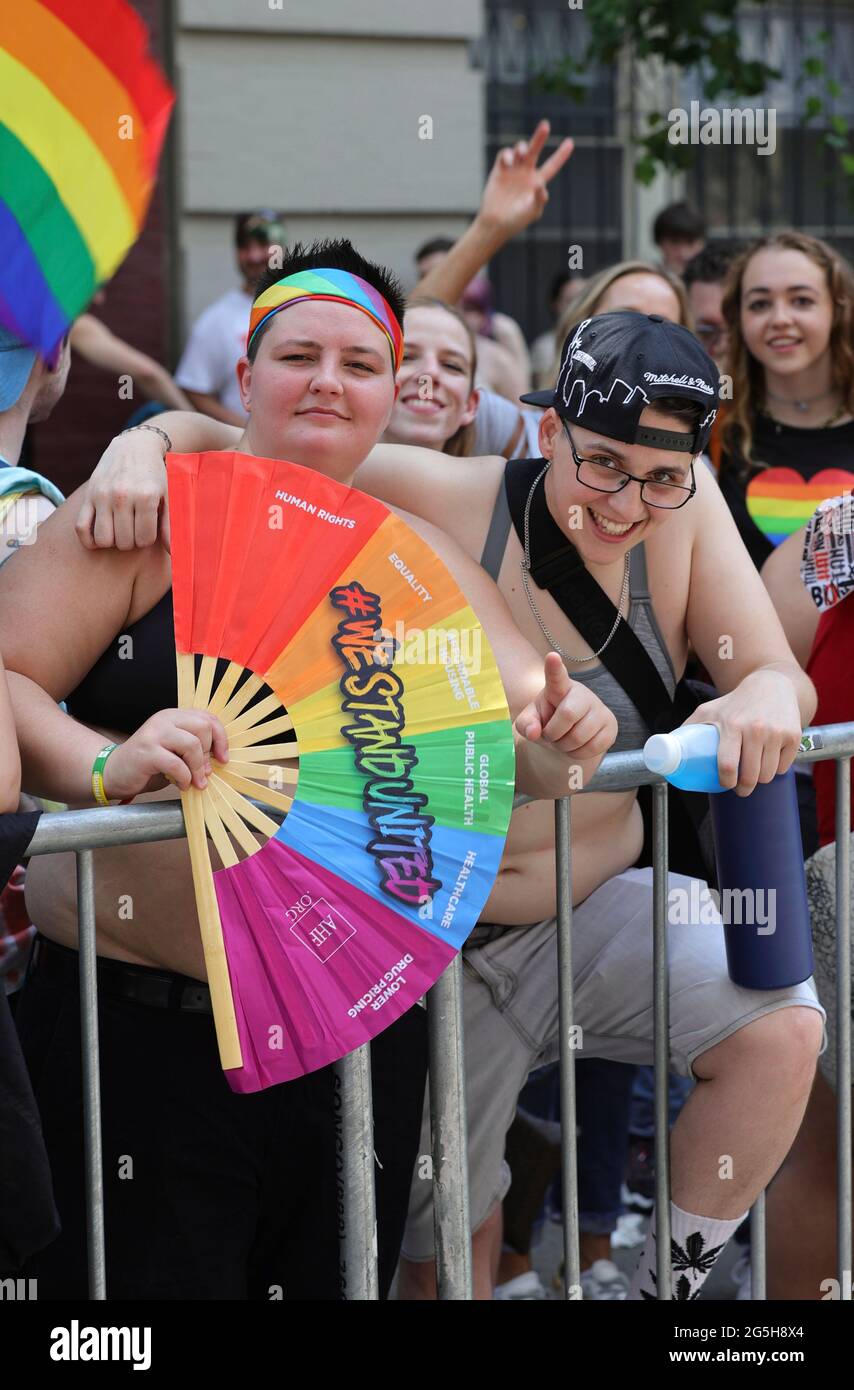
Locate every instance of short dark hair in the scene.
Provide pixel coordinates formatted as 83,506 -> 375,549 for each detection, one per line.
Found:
682,240 -> 743,289
647,395 -> 707,433
415,236 -> 455,264
653,201 -> 705,246
247,239 -> 405,362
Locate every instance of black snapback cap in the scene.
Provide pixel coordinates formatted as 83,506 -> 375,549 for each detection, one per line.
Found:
521,311 -> 720,454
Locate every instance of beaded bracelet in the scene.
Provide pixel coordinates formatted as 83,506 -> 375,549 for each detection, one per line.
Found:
120,422 -> 172,453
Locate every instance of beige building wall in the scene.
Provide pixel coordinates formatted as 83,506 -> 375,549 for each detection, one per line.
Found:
175,0 -> 485,335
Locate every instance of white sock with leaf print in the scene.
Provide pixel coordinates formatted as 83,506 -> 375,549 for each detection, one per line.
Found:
628,1200 -> 749,1301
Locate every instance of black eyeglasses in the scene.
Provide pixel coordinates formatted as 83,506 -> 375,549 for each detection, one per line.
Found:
562,421 -> 697,510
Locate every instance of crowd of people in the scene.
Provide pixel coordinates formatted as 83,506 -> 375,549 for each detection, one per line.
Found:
0,119 -> 852,1302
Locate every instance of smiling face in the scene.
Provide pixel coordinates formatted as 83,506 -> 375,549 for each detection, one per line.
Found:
236,299 -> 397,483
594,272 -> 683,323
385,304 -> 478,450
538,406 -> 695,564
740,247 -> 834,377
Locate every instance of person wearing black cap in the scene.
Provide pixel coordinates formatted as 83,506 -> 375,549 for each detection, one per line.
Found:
77,309 -> 824,1303
175,211 -> 285,428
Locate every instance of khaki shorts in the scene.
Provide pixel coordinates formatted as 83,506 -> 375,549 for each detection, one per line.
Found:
402,867 -> 826,1263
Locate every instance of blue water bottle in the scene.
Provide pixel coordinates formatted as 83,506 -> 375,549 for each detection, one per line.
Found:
643,723 -> 725,792
643,724 -> 814,990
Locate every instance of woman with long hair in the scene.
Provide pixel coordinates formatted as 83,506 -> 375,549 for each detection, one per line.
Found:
548,260 -> 691,380
718,231 -> 854,569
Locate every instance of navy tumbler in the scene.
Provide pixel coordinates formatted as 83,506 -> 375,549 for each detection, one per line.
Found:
708,768 -> 814,990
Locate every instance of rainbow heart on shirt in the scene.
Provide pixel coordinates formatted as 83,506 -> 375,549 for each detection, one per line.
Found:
746,468 -> 854,546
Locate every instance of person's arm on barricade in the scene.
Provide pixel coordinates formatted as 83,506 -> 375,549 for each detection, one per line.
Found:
680,459 -> 816,794
0,490 -> 226,804
416,121 -> 574,308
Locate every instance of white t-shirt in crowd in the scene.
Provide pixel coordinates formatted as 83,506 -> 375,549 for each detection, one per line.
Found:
473,387 -> 542,459
175,288 -> 254,419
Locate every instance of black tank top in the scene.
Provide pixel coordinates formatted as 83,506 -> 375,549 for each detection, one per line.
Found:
65,588 -> 273,737
65,590 -> 177,735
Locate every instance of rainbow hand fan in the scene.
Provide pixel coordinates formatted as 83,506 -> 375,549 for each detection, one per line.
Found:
0,0 -> 173,358
168,452 -> 515,1093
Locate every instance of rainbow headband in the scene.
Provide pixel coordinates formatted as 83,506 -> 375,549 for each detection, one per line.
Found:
247,268 -> 404,371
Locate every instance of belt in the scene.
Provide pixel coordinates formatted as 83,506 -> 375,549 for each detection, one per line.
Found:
29,936 -> 213,1015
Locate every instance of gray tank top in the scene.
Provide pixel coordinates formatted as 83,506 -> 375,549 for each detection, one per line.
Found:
480,472 -> 676,752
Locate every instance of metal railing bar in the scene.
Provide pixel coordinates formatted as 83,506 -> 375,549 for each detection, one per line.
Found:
24,718 -> 854,1305
835,757 -> 852,1294
555,796 -> 581,1298
652,781 -> 673,1300
333,1045 -> 379,1301
751,1192 -> 767,1301
511,722 -> 854,808
76,849 -> 106,1301
428,958 -> 473,1300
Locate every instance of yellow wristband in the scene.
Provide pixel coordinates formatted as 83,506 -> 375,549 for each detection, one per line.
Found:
92,743 -> 122,806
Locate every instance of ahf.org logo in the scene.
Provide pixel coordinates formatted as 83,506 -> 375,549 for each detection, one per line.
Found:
668,101 -> 776,157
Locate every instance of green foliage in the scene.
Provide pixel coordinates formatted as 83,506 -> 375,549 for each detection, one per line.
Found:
535,0 -> 854,198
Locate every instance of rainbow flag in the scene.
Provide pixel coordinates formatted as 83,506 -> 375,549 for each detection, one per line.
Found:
0,0 -> 174,359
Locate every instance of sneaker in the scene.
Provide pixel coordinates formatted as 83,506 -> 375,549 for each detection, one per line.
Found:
611,1211 -> 648,1250
621,1181 -> 654,1216
580,1259 -> 629,1300
624,1136 -> 655,1211
730,1249 -> 752,1301
493,1270 -> 548,1300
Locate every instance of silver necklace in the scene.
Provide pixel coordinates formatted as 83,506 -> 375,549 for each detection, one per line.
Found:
765,386 -> 840,414
520,461 -> 631,664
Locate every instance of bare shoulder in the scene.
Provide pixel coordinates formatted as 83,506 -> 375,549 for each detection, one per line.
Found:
390,504 -> 473,567
0,484 -> 169,697
357,445 -> 506,558
390,504 -> 504,603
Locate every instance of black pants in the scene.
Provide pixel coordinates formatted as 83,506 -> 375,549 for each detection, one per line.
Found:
15,942 -> 428,1300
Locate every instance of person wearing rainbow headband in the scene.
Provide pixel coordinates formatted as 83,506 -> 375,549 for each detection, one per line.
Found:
0,239 -> 614,1299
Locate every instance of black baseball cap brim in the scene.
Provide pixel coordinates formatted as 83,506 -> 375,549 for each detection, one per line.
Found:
519,388 -> 555,408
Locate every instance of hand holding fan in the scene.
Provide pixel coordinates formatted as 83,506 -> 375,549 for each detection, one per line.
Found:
168,451 -> 515,1093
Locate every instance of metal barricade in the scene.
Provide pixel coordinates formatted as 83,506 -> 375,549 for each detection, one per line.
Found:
20,723 -> 854,1300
